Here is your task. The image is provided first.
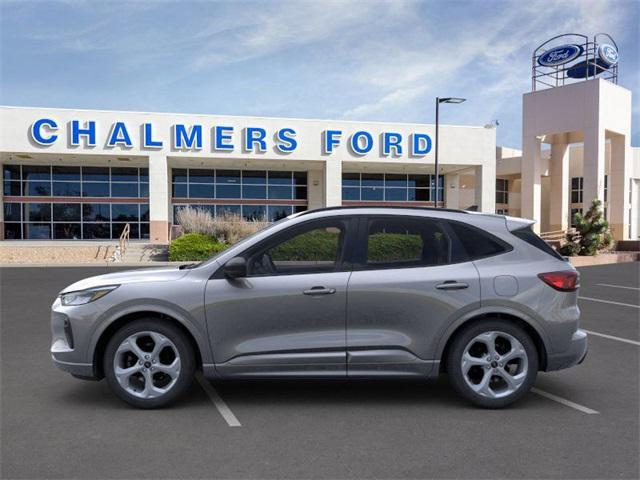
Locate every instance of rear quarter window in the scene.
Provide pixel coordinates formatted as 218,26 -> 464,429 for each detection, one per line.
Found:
448,221 -> 512,260
511,226 -> 566,261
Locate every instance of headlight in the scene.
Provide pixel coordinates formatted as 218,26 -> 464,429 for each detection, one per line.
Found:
60,285 -> 119,306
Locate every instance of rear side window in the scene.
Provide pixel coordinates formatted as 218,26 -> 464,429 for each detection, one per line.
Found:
511,226 -> 566,261
448,221 -> 511,260
364,217 -> 451,269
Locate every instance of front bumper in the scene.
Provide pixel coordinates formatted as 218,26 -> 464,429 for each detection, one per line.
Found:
51,298 -> 99,380
545,329 -> 588,371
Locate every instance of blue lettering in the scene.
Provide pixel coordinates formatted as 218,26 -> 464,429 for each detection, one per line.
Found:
30,118 -> 58,145
143,123 -> 163,148
323,130 -> 342,154
411,133 -> 432,156
71,120 -> 96,147
244,127 -> 267,152
107,122 -> 133,147
214,126 -> 234,151
275,128 -> 297,153
383,132 -> 403,156
350,131 -> 373,155
173,124 -> 203,149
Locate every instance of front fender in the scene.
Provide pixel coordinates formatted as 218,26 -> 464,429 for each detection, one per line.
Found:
87,298 -> 214,366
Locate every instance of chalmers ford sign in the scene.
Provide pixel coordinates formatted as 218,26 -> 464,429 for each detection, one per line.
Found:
29,118 -> 434,157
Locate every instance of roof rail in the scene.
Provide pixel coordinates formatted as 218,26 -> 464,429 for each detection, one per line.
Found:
296,205 -> 470,217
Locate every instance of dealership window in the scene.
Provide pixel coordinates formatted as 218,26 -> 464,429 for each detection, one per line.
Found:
570,177 -> 583,204
570,208 -> 582,228
496,208 -> 509,215
171,168 -> 307,222
341,173 -> 444,203
496,179 -> 508,204
2,164 -> 149,240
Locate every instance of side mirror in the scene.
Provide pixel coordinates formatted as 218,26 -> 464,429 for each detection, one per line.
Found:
223,257 -> 247,279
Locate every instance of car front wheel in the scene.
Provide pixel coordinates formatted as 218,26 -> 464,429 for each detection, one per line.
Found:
104,319 -> 195,408
447,320 -> 538,408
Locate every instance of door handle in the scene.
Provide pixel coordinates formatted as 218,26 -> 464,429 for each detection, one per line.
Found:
303,286 -> 337,296
435,281 -> 469,290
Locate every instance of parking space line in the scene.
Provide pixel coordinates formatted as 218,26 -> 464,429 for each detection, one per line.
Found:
583,329 -> 640,347
531,388 -> 599,415
596,283 -> 640,291
578,296 -> 640,309
196,373 -> 242,427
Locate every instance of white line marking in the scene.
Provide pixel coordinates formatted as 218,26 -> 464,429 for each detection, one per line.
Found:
531,388 -> 599,415
196,372 -> 241,427
596,283 -> 640,291
583,329 -> 640,347
578,296 -> 640,309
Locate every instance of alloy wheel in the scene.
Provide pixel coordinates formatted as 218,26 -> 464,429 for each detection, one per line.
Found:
461,331 -> 528,399
113,331 -> 181,399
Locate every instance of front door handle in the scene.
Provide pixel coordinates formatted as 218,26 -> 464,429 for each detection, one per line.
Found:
435,281 -> 469,290
303,286 -> 337,296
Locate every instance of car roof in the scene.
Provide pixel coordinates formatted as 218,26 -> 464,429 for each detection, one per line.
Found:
288,206 -> 522,232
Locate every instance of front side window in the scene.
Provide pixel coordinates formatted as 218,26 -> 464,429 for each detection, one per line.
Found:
364,217 -> 451,269
248,221 -> 346,276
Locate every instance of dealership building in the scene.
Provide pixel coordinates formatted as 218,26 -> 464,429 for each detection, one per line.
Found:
0,34 -> 638,244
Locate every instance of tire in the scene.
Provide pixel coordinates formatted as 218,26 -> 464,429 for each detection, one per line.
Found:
103,319 -> 195,409
446,319 -> 538,409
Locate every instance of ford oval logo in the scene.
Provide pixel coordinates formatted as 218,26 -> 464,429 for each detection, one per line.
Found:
598,44 -> 618,66
538,44 -> 583,67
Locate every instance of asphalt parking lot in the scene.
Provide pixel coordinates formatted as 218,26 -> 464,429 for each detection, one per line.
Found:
1,262 -> 638,479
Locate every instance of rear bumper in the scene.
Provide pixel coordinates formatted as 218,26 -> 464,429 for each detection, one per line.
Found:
545,329 -> 588,371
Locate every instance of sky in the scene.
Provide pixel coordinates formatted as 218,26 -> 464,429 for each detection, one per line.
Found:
1,0 -> 638,148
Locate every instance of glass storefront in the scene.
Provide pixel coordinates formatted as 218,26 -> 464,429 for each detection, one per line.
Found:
3,165 -> 149,239
171,168 -> 308,223
342,173 -> 445,203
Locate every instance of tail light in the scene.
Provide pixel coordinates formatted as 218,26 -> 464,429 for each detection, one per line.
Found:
538,271 -> 579,292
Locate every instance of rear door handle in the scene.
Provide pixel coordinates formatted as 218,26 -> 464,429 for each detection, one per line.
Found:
303,286 -> 337,296
435,281 -> 469,290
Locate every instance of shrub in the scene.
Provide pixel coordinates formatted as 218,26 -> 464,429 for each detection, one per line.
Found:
168,233 -> 228,261
210,212 -> 269,245
176,207 -> 216,236
176,207 -> 268,244
559,199 -> 614,256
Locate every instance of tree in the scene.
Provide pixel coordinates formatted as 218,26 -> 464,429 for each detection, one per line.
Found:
559,199 -> 614,256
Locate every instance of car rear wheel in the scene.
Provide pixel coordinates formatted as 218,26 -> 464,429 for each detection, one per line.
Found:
446,320 -> 538,408
104,319 -> 195,409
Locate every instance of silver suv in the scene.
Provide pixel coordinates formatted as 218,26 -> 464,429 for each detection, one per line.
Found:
51,207 -> 587,409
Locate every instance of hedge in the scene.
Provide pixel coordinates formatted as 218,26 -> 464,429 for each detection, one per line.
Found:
169,233 -> 228,261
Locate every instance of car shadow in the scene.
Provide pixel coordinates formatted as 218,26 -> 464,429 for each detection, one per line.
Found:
55,375 -> 540,412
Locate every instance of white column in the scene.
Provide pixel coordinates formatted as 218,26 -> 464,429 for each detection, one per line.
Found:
474,163 -> 495,213
148,153 -> 170,244
323,160 -> 342,207
609,134 -> 631,240
582,126 -> 606,210
549,137 -> 570,232
306,169 -> 324,210
445,173 -> 460,209
522,135 -> 542,231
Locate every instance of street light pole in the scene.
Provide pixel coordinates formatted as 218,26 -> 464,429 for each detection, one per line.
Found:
434,96 -> 466,208
435,97 -> 440,208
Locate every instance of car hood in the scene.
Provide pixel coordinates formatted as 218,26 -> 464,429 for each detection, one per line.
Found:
60,266 -> 190,293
